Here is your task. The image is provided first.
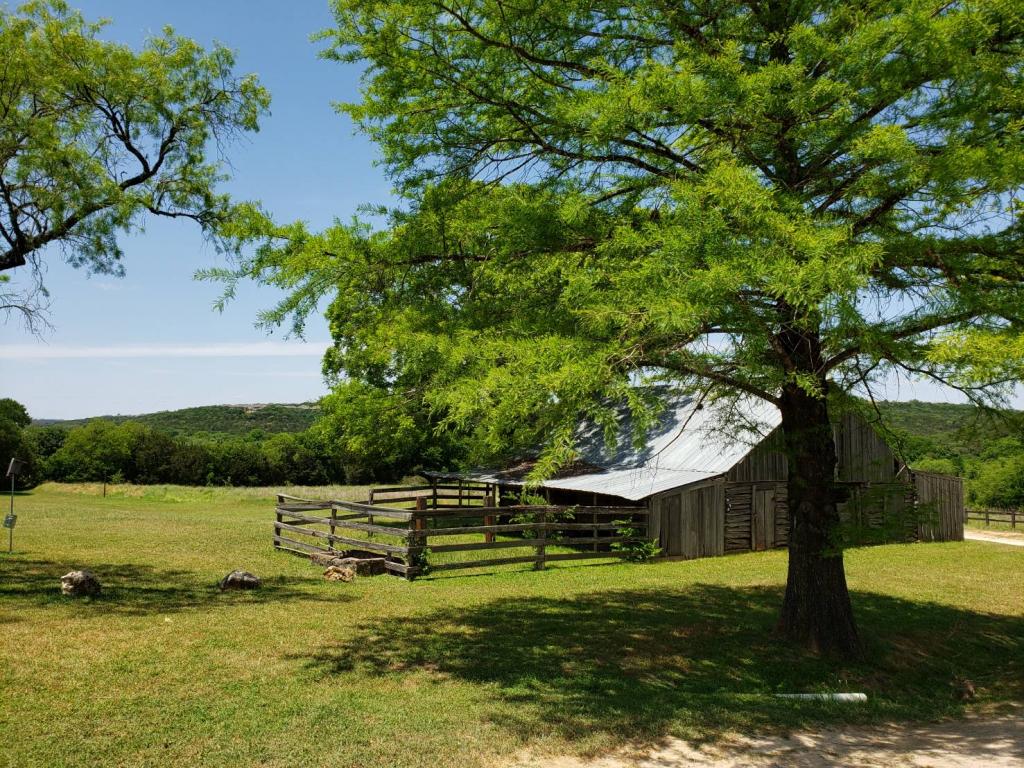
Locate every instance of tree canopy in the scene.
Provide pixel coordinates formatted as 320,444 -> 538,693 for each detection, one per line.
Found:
0,0 -> 269,327
224,0 -> 1024,655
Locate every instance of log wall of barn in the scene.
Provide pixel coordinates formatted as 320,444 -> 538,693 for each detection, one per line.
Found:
724,481 -> 789,552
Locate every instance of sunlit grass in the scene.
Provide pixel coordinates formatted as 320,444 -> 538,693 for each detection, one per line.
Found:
966,518 -> 1024,534
1,484 -> 1021,768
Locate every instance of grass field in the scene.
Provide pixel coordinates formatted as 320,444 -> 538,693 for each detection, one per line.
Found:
966,518 -> 1024,534
1,483 -> 1022,768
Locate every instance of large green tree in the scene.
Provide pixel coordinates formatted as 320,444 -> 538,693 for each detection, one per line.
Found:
0,1 -> 269,327
225,0 -> 1024,655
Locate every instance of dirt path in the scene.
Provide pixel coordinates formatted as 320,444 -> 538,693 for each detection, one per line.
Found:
512,711 -> 1024,767
966,529 -> 1024,547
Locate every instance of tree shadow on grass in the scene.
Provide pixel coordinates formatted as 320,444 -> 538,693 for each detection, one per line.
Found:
293,583 -> 1024,751
0,557 -> 351,616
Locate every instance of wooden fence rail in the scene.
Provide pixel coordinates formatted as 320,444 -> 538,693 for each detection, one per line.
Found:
274,491 -> 649,579
966,508 -> 1021,529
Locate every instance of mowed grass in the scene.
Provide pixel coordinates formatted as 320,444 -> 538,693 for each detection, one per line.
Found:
967,518 -> 1024,534
1,484 -> 1022,768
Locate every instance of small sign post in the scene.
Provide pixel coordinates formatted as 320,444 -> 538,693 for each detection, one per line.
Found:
6,458 -> 25,554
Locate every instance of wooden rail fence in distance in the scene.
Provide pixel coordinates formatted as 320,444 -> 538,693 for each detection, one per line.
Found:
966,508 -> 1021,529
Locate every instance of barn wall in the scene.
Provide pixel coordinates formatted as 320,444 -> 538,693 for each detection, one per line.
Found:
651,478 -> 725,559
726,430 -> 787,483
834,413 -> 901,483
726,413 -> 901,486
724,481 -> 788,552
836,481 -> 918,543
914,471 -> 965,542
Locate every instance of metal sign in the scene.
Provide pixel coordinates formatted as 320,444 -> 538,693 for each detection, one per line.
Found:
6,459 -> 19,553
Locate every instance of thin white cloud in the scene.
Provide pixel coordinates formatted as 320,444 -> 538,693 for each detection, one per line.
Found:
0,341 -> 331,360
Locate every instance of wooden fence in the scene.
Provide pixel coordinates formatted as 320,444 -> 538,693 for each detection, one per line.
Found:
966,508 -> 1021,529
274,490 -> 648,579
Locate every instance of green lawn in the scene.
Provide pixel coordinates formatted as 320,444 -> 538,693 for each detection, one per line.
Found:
966,518 -> 1024,534
1,483 -> 1022,768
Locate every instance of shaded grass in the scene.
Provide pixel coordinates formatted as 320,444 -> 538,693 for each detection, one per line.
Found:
0,484 -> 1021,768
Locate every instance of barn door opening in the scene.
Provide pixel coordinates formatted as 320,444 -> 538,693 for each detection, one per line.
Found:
752,489 -> 775,551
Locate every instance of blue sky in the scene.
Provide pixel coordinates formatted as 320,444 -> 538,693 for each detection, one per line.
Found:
2,0 -> 394,418
1,1 -> 1019,419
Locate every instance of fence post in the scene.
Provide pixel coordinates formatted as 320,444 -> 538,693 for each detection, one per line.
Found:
1013,508 -> 1017,529
535,509 -> 547,571
328,505 -> 337,552
483,494 -> 495,543
985,509 -> 990,526
410,496 -> 428,580
274,509 -> 282,550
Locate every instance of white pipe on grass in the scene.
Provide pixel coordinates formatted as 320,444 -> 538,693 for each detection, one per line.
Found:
774,693 -> 867,702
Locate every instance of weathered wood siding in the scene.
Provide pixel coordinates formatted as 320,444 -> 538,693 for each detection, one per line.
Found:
652,478 -> 725,559
914,471 -> 965,542
834,413 -> 900,483
726,431 -> 787,483
727,413 -> 900,486
724,481 -> 788,552
836,481 -> 917,542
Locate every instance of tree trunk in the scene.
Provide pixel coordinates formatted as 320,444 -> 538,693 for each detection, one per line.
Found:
777,383 -> 861,657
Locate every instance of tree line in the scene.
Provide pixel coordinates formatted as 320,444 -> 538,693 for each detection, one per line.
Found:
0,386 -> 464,489
902,434 -> 1024,511
5,390 -> 1023,509
878,400 -> 1024,510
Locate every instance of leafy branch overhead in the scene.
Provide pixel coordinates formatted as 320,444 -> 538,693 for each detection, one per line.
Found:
0,0 -> 269,324
227,1 -> 1024,437
219,1 -> 1024,655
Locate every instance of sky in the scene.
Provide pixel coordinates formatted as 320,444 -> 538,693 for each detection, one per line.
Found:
2,0 -> 391,418
1,1 -> 1020,419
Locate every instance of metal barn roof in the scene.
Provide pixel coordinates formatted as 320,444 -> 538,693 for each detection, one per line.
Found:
468,393 -> 782,501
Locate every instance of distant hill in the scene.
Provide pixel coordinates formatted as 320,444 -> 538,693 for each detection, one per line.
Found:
31,397 -> 1023,455
33,403 -> 320,437
874,399 -> 1023,461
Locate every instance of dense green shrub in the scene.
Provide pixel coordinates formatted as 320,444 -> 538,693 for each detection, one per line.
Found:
0,399 -> 39,488
315,381 -> 465,484
968,455 -> 1024,509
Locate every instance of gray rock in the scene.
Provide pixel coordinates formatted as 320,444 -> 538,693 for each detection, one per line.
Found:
219,569 -> 261,591
61,570 -> 101,597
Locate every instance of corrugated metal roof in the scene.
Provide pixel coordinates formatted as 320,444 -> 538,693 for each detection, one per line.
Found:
467,393 -> 782,501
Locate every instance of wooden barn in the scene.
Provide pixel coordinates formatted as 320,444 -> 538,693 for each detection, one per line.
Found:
454,393 -> 964,560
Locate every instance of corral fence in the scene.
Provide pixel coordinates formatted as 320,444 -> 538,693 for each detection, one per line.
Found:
274,482 -> 649,579
966,507 -> 1022,529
